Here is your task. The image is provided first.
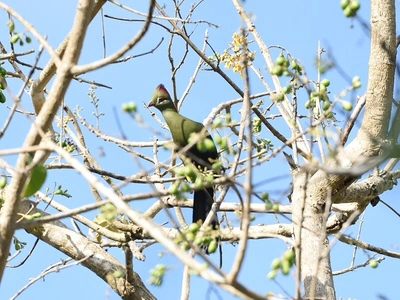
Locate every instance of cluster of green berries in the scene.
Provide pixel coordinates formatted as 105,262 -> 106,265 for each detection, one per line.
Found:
271,53 -> 302,77
169,164 -> 215,199
148,264 -> 167,286
0,66 -> 7,103
340,0 -> 360,17
174,222 -> 218,254
267,249 -> 295,279
305,78 -> 332,117
306,78 -> 354,119
8,19 -> 32,46
262,192 -> 280,212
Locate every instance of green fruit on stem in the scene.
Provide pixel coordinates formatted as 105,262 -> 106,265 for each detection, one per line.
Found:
10,34 -> 20,44
0,67 -> 6,77
0,176 -> 7,189
369,259 -> 378,268
322,101 -> 331,111
349,0 -> 360,11
267,270 -> 277,279
340,0 -> 349,9
341,101 -> 353,111
275,54 -> 286,66
271,258 -> 281,270
321,78 -> 330,87
208,239 -> 218,253
0,91 -> 6,103
271,66 -> 283,76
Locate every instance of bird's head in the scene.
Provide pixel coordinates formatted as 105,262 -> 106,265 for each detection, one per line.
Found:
148,84 -> 176,111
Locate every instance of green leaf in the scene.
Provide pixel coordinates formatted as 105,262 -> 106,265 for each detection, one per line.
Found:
23,163 -> 47,197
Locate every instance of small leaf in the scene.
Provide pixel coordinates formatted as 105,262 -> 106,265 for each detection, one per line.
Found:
23,164 -> 47,197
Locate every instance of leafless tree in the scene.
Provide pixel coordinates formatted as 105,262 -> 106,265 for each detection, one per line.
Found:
0,0 -> 398,299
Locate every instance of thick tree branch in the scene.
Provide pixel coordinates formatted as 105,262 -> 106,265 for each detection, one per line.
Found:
18,200 -> 155,300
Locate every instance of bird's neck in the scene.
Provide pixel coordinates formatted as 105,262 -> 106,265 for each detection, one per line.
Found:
161,107 -> 183,126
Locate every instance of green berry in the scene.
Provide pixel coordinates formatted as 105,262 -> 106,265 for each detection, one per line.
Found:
0,176 -> 7,189
281,259 -> 290,275
271,258 -> 281,270
208,239 -> 218,254
340,0 -> 349,9
194,177 -> 204,189
184,166 -> 196,179
0,67 -> 6,77
203,138 -> 215,151
282,85 -> 292,94
10,34 -> 19,44
275,54 -> 286,66
321,78 -> 330,87
8,20 -> 15,32
369,259 -> 378,268
180,181 -> 191,192
168,182 -> 179,195
174,167 -> 185,176
0,77 -> 7,90
341,101 -> 353,111
185,232 -> 195,242
188,222 -> 200,233
349,0 -> 360,11
322,101 -> 331,111
343,5 -> 356,17
267,270 -> 277,279
283,249 -> 295,262
352,76 -> 361,88
213,118 -> 222,128
122,101 -> 137,112
271,66 -> 283,76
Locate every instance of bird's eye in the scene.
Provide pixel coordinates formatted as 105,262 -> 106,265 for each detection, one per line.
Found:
157,96 -> 165,103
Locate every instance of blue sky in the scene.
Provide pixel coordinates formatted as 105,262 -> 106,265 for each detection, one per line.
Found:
1,1 -> 399,299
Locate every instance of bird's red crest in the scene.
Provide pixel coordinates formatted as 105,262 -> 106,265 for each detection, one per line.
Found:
156,84 -> 171,97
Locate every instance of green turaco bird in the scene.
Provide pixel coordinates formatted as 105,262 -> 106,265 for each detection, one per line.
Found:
148,84 -> 219,231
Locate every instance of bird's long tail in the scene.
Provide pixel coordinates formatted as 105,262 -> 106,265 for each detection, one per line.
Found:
193,187 -> 222,265
192,187 -> 217,228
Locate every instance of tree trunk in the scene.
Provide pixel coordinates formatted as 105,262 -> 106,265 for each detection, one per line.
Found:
291,0 -> 396,298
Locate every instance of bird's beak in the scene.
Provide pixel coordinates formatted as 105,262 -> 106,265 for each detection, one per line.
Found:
147,101 -> 154,107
